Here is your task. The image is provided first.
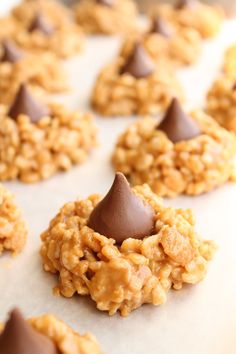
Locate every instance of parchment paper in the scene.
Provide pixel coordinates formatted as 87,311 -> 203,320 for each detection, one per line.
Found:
1,19 -> 236,354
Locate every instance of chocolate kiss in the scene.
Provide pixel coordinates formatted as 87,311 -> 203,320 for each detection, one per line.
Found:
88,173 -> 155,244
1,40 -> 24,63
29,14 -> 55,36
158,98 -> 201,143
0,308 -> 58,354
96,0 -> 114,7
8,84 -> 50,123
120,43 -> 155,79
175,0 -> 197,9
150,16 -> 173,38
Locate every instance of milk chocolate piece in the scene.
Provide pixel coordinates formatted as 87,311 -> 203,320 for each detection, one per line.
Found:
150,16 -> 173,38
29,14 -> 55,36
1,40 -> 24,63
0,308 -> 58,354
8,84 -> 50,123
96,0 -> 114,7
120,43 -> 155,79
175,0 -> 197,9
158,98 -> 200,143
88,172 -> 155,244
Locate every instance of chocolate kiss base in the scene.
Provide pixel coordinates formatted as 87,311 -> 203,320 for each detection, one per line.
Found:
0,309 -> 58,354
158,98 -> 201,143
120,43 -> 155,79
88,173 -> 155,244
8,84 -> 50,123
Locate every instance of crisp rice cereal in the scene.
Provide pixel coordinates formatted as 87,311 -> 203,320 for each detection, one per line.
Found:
112,111 -> 236,197
206,75 -> 236,133
91,58 -> 184,116
0,184 -> 27,255
74,0 -> 138,35
12,0 -> 72,29
120,26 -> 201,67
0,104 -> 97,183
153,2 -> 224,38
41,184 -> 216,316
0,52 -> 68,105
0,314 -> 103,354
223,44 -> 236,78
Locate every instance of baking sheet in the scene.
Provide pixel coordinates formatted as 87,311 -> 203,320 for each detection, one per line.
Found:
1,19 -> 236,354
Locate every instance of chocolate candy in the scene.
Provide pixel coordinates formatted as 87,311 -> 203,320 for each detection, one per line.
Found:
0,308 -> 58,354
175,0 -> 197,9
96,0 -> 114,7
1,40 -> 24,63
8,84 -> 50,123
150,16 -> 173,38
88,172 -> 155,244
29,14 -> 55,36
158,98 -> 201,143
120,43 -> 155,79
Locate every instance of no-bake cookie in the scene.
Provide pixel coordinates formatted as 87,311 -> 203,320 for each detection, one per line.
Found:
0,184 -> 27,255
12,13 -> 84,59
0,40 -> 68,105
0,308 -> 103,354
12,0 -> 72,29
206,75 -> 236,132
120,16 -> 201,67
74,0 -> 138,35
113,99 -> 236,197
0,84 -> 97,183
41,172 -> 216,316
223,44 -> 236,78
153,0 -> 224,39
92,43 -> 184,116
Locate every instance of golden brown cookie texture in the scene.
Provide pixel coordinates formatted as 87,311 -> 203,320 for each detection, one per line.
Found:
0,308 -> 103,354
12,12 -> 84,59
152,0 -> 224,38
74,0 -> 138,34
0,85 -> 97,183
11,0 -> 72,29
223,44 -> 236,78
206,75 -> 236,133
0,184 -> 27,255
41,173 -> 216,316
0,42 -> 68,105
120,15 -> 201,68
91,44 -> 184,116
112,101 -> 236,197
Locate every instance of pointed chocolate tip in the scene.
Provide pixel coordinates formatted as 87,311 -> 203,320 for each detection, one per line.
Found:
120,43 -> 155,79
158,98 -> 201,143
175,0 -> 197,9
8,84 -> 50,123
88,172 -> 155,244
150,16 -> 173,38
96,0 -> 114,6
29,14 -> 54,36
0,308 -> 58,354
1,40 -> 24,63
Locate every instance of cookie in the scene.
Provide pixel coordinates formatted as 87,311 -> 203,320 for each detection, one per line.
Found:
74,0 -> 138,35
0,184 -> 27,255
12,13 -> 84,59
120,15 -> 201,67
0,84 -> 97,183
41,173 -> 216,316
92,43 -> 184,116
0,308 -> 103,354
112,99 -> 236,197
153,0 -> 224,39
0,40 -> 68,105
206,75 -> 236,133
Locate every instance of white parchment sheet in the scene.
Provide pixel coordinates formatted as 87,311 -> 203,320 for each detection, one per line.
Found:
1,20 -> 236,354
